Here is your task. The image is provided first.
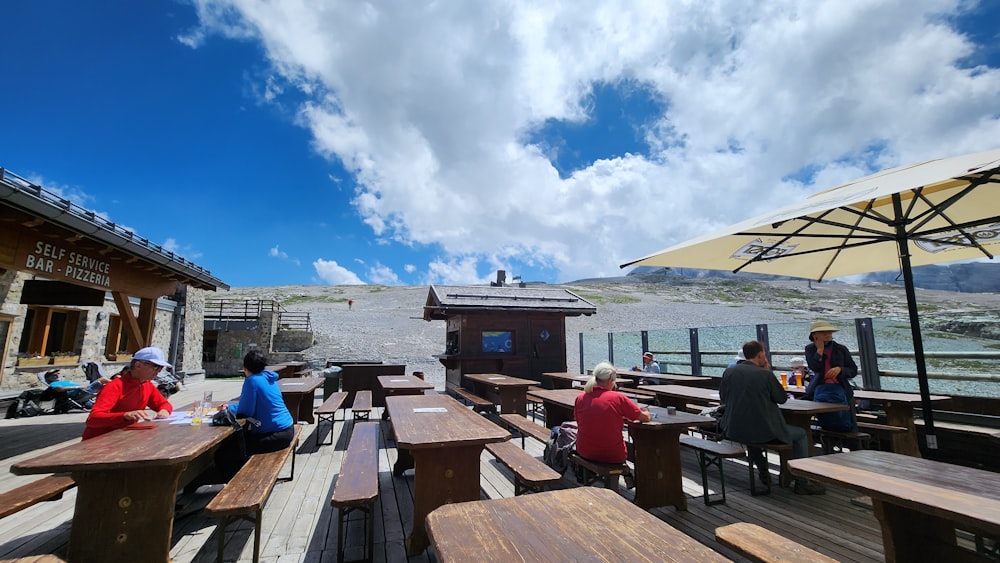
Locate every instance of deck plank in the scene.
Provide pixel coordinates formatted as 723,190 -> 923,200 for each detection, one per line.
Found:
0,381 -> 895,562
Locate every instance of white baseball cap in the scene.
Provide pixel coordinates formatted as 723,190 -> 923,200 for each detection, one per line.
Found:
133,346 -> 172,368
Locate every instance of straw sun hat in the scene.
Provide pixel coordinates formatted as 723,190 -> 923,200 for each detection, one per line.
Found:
809,320 -> 838,333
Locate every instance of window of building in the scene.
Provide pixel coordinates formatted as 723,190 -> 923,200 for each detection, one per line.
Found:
17,306 -> 82,356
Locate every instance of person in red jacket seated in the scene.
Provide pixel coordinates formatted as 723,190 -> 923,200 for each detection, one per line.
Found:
574,361 -> 651,481
82,347 -> 174,440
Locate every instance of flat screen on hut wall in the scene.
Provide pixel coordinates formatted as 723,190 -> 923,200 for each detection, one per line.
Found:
482,331 -> 513,354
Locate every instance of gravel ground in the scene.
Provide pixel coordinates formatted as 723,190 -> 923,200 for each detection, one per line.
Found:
225,279 -> 1000,391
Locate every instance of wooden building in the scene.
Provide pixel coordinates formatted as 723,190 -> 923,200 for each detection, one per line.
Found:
0,167 -> 228,391
423,284 -> 596,393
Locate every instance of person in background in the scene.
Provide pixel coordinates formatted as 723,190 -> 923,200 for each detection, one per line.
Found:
82,347 -> 173,439
632,351 -> 661,385
43,369 -> 108,409
803,320 -> 859,428
788,356 -> 811,388
214,349 -> 295,481
574,362 -> 651,487
727,349 -> 746,368
719,340 -> 825,495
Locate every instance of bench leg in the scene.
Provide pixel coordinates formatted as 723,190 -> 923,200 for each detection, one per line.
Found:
253,507 -> 262,563
696,452 -> 729,506
216,516 -> 230,563
337,507 -> 346,563
317,412 -> 338,446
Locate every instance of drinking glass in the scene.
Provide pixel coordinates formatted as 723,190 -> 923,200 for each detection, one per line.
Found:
191,400 -> 203,425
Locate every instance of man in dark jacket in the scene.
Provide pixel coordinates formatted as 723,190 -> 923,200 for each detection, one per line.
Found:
719,340 -> 824,495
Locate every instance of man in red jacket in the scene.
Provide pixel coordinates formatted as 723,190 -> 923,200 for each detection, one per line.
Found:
82,347 -> 174,440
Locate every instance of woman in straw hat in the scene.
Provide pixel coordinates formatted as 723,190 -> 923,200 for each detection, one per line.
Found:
803,320 -> 859,428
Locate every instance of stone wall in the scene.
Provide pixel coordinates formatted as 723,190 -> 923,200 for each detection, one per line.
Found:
273,329 -> 315,352
1,270 -> 211,392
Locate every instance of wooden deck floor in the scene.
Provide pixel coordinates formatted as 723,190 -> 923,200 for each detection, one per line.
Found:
0,379 -> 888,562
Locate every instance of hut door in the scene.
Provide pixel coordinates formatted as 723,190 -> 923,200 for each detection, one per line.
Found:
529,319 -> 565,377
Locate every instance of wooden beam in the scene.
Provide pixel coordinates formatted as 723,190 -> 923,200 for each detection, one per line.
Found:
112,292 -> 146,352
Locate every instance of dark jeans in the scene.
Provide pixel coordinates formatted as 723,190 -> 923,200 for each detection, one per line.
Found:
215,425 -> 295,481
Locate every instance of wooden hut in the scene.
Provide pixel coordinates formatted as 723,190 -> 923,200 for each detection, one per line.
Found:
423,284 -> 596,393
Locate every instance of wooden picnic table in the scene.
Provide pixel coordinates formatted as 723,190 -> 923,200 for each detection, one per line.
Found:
789,449 -> 1000,562
527,388 -> 582,428
378,375 -> 434,420
10,420 -> 233,562
641,384 -> 849,453
266,363 -> 297,379
528,387 -> 709,510
628,406 -> 714,510
426,487 -> 728,562
542,371 -> 594,389
385,394 -> 510,555
462,373 -> 535,415
278,377 -> 325,424
616,369 -> 713,387
853,389 -> 951,457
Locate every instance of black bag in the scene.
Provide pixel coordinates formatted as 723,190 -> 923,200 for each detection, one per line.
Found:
212,408 -> 247,461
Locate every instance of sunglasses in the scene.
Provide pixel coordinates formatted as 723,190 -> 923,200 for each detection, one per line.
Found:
139,360 -> 164,372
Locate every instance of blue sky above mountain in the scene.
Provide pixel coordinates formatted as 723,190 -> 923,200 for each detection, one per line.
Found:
2,1 -> 999,287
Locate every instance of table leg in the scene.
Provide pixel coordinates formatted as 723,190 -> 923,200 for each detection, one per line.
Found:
498,388 -> 526,415
782,412 -> 815,455
393,447 -> 414,476
282,394 -> 303,423
70,465 -> 185,562
630,426 -> 687,510
300,390 -> 316,424
873,498 -> 956,562
883,403 -> 922,457
406,445 -> 483,555
543,402 -> 573,429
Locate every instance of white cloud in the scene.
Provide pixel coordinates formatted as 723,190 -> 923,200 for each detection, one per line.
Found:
367,262 -> 401,285
314,258 -> 366,285
268,245 -> 301,266
187,0 -> 1000,282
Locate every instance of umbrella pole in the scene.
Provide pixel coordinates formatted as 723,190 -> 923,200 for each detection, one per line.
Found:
894,194 -> 937,452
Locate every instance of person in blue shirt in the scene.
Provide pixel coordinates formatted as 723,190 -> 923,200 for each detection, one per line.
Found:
215,350 -> 295,480
43,369 -> 107,410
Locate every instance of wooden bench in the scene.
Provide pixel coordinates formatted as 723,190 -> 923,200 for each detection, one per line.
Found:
205,425 -> 302,563
0,475 -> 75,520
811,426 -> 871,454
315,391 -> 349,446
680,436 -> 745,505
330,421 -> 379,563
499,413 -> 551,448
351,390 -> 372,421
742,441 -> 794,494
452,388 -> 496,413
485,441 -> 562,495
569,452 -> 630,493
857,421 -> 909,452
715,522 -> 839,563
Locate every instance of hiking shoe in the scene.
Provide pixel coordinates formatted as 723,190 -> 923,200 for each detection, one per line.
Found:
758,470 -> 772,488
624,474 -> 636,490
793,479 -> 826,495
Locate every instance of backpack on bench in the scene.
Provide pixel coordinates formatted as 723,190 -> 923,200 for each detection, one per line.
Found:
813,383 -> 855,432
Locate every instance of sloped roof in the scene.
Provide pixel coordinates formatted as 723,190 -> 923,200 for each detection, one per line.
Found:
1,166 -> 228,291
423,285 -> 596,320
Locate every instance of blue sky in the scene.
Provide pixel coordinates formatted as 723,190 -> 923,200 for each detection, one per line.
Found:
2,1 -> 999,288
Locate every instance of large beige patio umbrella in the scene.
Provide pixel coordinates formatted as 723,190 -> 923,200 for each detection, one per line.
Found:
622,147 -> 1000,450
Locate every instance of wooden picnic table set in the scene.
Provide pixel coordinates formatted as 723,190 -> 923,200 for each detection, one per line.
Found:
462,372 -> 536,415
11,420 -> 234,562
